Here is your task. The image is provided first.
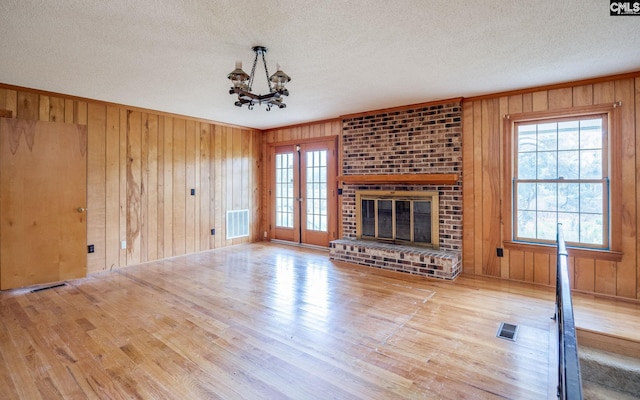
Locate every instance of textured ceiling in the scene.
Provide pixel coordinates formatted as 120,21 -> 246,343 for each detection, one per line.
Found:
1,1 -> 639,130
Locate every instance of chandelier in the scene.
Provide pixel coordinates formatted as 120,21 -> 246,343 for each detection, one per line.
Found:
227,46 -> 291,111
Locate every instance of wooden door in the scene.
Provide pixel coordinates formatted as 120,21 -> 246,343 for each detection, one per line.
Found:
299,140 -> 337,247
0,118 -> 87,290
269,138 -> 337,247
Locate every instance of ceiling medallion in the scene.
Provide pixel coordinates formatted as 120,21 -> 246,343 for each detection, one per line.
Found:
227,46 -> 291,111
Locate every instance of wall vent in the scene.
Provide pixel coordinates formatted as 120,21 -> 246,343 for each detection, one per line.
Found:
226,209 -> 249,239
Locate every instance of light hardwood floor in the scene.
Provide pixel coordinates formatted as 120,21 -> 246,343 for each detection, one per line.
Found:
1,242 -> 638,399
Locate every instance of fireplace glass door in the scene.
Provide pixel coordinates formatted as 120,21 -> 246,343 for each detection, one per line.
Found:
356,191 -> 439,248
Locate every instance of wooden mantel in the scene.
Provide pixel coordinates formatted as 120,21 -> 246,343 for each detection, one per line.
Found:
337,173 -> 459,185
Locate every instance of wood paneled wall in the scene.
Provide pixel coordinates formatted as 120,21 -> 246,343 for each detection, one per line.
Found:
0,86 -> 262,274
462,75 -> 640,300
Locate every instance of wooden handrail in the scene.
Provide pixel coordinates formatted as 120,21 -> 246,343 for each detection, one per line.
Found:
555,223 -> 583,399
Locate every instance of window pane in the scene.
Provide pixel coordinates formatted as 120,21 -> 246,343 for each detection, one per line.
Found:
518,125 -> 537,152
537,123 -> 557,151
580,119 -> 603,149
558,213 -> 580,243
580,183 -> 603,214
558,121 -> 579,150
517,210 -> 537,239
580,150 -> 602,179
580,214 -> 603,245
557,150 -> 579,179
558,183 -> 579,212
517,183 -> 536,211
537,151 -> 557,179
537,211 -> 557,241
536,183 -> 557,212
518,152 -> 537,179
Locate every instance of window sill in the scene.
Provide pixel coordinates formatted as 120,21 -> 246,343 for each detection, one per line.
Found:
503,241 -> 623,262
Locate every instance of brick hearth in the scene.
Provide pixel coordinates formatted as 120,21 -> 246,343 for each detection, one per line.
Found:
330,239 -> 462,280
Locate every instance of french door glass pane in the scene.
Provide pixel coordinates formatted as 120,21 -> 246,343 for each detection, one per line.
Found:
275,153 -> 294,228
306,150 -> 328,232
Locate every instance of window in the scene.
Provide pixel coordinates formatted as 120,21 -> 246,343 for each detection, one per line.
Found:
512,113 -> 609,249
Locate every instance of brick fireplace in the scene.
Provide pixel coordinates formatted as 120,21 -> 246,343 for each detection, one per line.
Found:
329,100 -> 463,279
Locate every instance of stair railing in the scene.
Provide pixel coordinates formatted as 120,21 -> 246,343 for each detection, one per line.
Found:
554,223 -> 583,399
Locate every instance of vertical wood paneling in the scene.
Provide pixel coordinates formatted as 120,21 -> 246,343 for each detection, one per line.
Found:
547,88 -> 572,110
572,85 -> 593,107
87,103 -> 107,274
616,79 -> 638,298
156,117 -> 165,260
499,97 -> 509,278
568,256 -> 576,289
213,125 -> 223,249
172,119 -> 186,256
49,97 -> 65,122
595,260 -> 617,296
462,100 -> 475,274
146,114 -> 159,261
17,92 -> 38,120
119,109 -> 127,267
575,257 -> 595,292
199,124 -> 211,250
231,128 -> 242,246
64,99 -> 74,123
1,86 -> 263,282
75,102 -> 87,125
140,113 -> 149,262
126,111 -> 142,265
522,93 -> 533,113
0,88 -> 18,116
533,253 -> 550,285
524,251 -> 534,282
185,120 -> 196,254
105,106 -> 120,271
509,250 -> 524,281
532,91 -> 548,112
194,122 -> 201,252
593,81 -> 615,104
636,77 -> 640,300
481,99 -> 501,276
473,102 -> 483,275
221,126 -> 230,245
163,116 -> 174,258
39,95 -> 50,120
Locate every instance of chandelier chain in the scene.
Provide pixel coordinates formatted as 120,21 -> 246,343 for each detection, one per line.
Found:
248,52 -> 259,92
261,52 -> 272,93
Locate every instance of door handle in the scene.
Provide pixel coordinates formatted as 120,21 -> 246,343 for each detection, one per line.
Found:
77,207 -> 86,213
